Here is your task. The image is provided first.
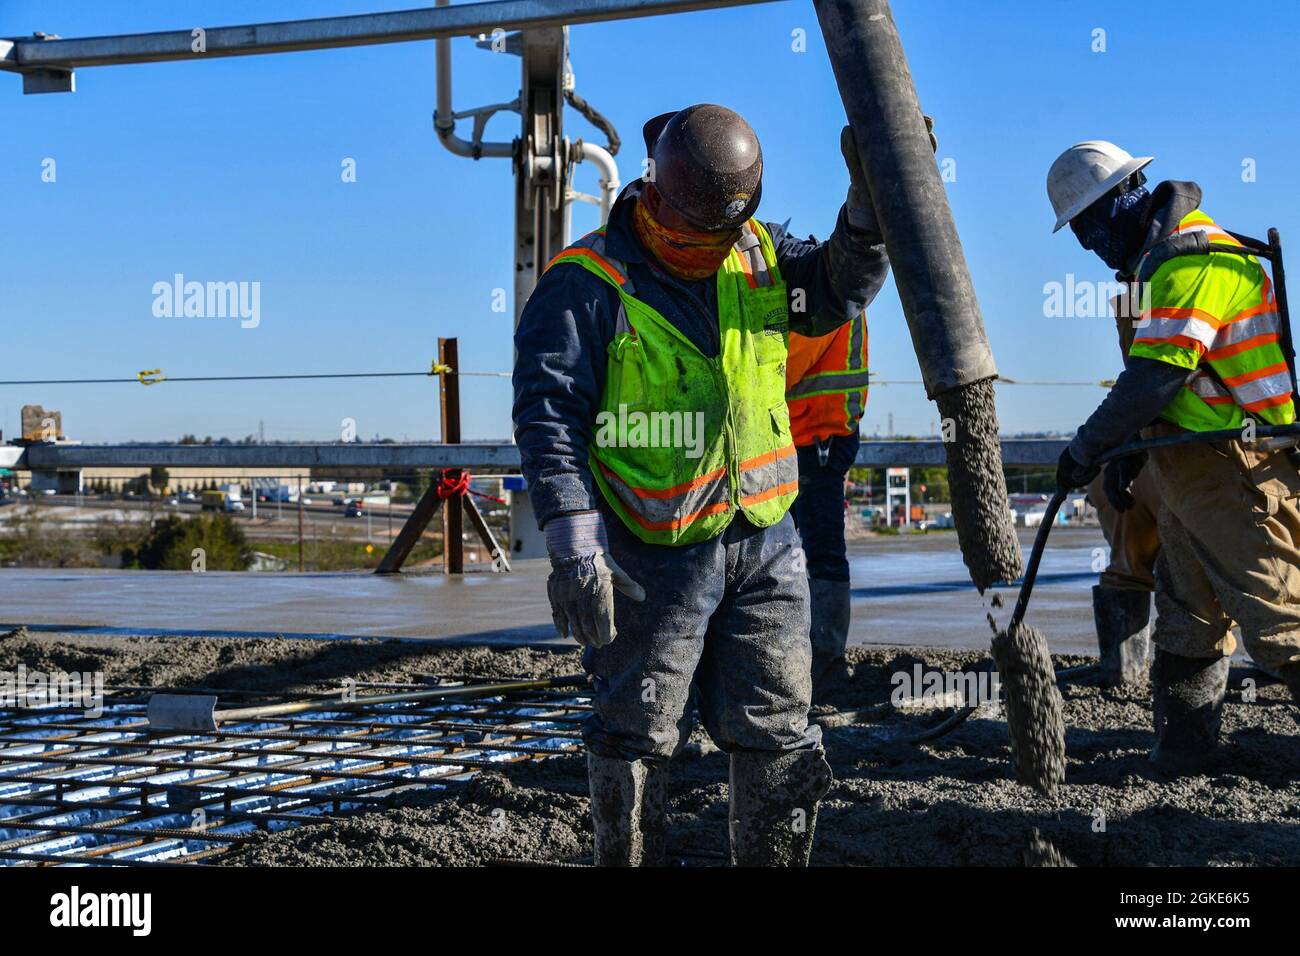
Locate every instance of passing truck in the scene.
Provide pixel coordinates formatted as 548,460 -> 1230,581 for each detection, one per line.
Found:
201,490 -> 245,513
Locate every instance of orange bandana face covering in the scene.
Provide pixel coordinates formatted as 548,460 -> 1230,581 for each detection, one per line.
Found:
633,186 -> 740,281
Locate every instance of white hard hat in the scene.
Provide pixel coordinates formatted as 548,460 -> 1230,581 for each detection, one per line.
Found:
1047,140 -> 1153,233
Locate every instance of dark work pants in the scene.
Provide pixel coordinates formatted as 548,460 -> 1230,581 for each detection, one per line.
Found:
583,500 -> 820,762
790,432 -> 859,584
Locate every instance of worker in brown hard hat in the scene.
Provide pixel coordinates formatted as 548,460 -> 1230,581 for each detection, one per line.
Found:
513,103 -> 893,864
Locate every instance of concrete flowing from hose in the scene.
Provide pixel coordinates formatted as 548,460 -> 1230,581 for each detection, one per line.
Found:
992,623 -> 1066,796
1023,828 -> 1076,867
936,378 -> 1025,590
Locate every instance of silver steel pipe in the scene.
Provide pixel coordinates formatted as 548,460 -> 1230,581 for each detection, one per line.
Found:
433,0 -> 513,159
2,0 -> 778,71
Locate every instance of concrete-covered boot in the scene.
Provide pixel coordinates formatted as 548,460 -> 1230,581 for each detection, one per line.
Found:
1092,585 -> 1152,687
728,748 -> 833,867
1150,649 -> 1230,776
809,579 -> 851,696
1278,662 -> 1300,714
587,753 -> 667,866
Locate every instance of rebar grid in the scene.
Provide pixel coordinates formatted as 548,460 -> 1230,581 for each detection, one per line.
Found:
0,678 -> 589,866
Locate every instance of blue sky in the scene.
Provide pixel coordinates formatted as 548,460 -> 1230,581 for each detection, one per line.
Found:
3,0 -> 1298,443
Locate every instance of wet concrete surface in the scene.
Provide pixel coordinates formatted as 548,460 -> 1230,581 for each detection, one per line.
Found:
224,644 -> 1300,867
6,631 -> 1272,868
4,628 -> 1296,866
0,527 -> 1106,653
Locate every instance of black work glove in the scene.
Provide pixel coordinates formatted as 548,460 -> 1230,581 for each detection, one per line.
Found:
1102,451 -> 1147,513
1056,447 -> 1100,492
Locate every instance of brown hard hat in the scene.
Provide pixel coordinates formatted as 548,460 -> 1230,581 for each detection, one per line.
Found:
643,104 -> 763,232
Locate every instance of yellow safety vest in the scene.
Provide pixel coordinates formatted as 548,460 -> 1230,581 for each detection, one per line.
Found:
1131,210 -> 1295,430
545,220 -> 799,545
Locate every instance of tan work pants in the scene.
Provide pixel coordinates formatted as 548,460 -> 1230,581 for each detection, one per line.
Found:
1145,422 -> 1300,669
1088,466 -> 1162,592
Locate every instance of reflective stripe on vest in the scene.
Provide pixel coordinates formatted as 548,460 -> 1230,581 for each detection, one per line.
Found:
1129,210 -> 1296,429
546,228 -> 635,293
595,459 -> 731,533
546,220 -> 797,545
785,313 -> 869,442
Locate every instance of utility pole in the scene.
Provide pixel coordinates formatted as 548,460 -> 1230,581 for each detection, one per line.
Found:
440,337 -> 464,574
297,474 -> 304,572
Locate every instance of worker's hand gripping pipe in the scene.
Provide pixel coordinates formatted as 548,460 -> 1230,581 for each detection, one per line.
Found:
814,0 -> 1022,591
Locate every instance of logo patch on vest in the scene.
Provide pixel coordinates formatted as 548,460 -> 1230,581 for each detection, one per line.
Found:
763,307 -> 788,335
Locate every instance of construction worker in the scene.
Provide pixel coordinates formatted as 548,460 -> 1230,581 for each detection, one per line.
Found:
786,319 -> 867,695
1049,141 -> 1300,774
513,104 -> 890,864
784,118 -> 930,695
1085,285 -> 1160,687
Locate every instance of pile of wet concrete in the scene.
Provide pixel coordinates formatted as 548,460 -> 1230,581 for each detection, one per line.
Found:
3,629 -> 1297,866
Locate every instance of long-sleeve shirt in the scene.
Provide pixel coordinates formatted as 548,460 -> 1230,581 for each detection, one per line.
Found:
513,184 -> 889,528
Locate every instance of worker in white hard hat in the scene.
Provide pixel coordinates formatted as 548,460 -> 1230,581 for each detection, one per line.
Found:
1047,141 -> 1300,775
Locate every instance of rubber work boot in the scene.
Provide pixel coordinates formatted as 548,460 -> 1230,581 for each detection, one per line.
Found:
587,753 -> 667,866
728,748 -> 833,867
1278,663 -> 1300,724
1092,585 -> 1152,687
1149,649 -> 1230,776
809,578 -> 851,699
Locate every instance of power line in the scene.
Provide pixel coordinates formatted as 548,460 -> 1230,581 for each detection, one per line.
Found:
0,368 -> 1111,388
0,369 -> 512,386
870,376 -> 1114,388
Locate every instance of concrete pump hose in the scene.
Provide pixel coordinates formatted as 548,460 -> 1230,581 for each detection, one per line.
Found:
814,0 -> 1021,591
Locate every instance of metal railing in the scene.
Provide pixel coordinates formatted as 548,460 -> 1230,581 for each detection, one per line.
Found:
7,439 -> 1071,472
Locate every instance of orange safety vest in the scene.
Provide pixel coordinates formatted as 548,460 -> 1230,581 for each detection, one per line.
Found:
784,314 -> 869,446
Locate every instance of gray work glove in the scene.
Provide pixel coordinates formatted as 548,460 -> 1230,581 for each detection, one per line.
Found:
840,114 -> 936,233
544,511 -> 645,648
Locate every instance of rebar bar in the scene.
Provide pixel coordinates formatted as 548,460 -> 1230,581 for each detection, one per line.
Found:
0,678 -> 590,866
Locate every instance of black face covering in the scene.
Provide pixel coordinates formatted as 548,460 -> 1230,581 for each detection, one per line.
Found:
1070,184 -> 1153,273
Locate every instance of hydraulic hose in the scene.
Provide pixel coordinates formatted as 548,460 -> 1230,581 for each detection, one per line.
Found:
885,423 -> 1300,745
